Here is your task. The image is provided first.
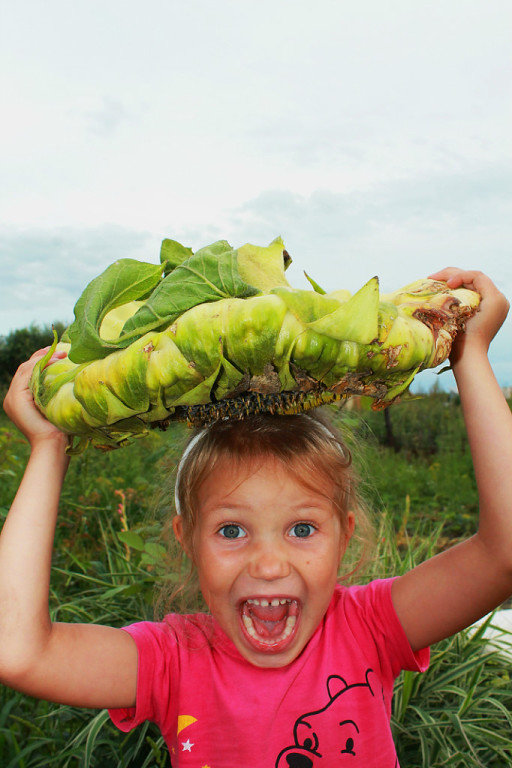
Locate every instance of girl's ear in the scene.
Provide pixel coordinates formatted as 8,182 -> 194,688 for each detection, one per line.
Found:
338,510 -> 356,564
345,510 -> 356,541
172,515 -> 194,559
172,515 -> 185,547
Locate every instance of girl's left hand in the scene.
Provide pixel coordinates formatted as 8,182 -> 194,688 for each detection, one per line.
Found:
3,348 -> 69,448
428,268 -> 509,366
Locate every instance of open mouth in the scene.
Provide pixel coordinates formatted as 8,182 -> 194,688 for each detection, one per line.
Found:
239,597 -> 300,652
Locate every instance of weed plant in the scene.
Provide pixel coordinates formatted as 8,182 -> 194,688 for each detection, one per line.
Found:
1,394 -> 512,766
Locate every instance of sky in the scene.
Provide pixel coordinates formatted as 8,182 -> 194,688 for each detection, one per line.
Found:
1,0 -> 511,391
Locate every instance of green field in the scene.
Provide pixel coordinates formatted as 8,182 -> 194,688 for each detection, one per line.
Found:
1,392 -> 512,767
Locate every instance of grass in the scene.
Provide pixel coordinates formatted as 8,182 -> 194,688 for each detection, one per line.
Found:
366,516 -> 512,767
1,392 -> 512,766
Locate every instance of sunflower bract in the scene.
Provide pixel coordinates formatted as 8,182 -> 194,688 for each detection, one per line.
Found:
30,237 -> 480,452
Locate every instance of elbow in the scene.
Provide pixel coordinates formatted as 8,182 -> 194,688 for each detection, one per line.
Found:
0,609 -> 53,690
0,629 -> 51,693
475,533 -> 512,596
0,649 -> 39,691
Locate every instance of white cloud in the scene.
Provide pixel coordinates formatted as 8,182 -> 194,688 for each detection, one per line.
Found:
83,97 -> 132,137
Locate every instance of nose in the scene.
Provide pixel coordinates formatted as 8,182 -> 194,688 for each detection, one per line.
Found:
247,540 -> 291,581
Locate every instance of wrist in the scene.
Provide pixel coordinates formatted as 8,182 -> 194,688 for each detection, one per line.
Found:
451,343 -> 492,387
451,336 -> 489,370
29,432 -> 70,460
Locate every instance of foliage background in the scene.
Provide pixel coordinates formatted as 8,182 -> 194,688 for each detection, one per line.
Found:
0,325 -> 68,389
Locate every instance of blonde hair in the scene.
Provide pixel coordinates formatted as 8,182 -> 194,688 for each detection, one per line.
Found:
157,410 -> 375,616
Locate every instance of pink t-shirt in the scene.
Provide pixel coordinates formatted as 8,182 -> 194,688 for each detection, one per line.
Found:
109,578 -> 428,766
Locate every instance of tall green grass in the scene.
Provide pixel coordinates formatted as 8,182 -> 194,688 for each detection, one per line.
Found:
369,516 -> 512,767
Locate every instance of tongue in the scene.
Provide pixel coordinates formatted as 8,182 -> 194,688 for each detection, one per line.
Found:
250,603 -> 288,622
244,602 -> 290,639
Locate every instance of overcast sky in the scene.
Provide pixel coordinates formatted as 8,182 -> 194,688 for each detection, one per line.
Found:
1,0 -> 511,390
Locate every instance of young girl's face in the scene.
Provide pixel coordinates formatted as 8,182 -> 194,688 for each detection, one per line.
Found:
175,455 -> 354,668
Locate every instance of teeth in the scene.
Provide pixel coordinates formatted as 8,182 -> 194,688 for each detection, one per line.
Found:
242,611 -> 297,645
280,617 -> 296,639
245,597 -> 293,606
243,616 -> 258,639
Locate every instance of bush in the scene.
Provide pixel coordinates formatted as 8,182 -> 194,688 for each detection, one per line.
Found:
0,322 -> 68,387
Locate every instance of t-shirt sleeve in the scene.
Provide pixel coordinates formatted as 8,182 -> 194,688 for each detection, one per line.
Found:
108,621 -> 175,733
345,578 -> 430,677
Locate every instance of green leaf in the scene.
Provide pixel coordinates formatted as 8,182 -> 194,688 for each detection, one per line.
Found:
83,709 -> 111,766
307,276 -> 380,343
118,530 -> 146,551
142,542 -> 167,562
270,286 -> 342,323
237,236 -> 291,291
67,259 -> 164,363
120,240 -> 259,340
160,238 -> 194,275
100,584 -> 144,600
30,329 -> 59,408
303,271 -> 326,294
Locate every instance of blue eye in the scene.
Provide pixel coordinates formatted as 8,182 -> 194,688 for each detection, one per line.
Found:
219,524 -> 246,539
290,523 -> 315,538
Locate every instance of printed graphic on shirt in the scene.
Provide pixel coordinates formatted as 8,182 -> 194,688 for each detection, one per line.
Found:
275,669 -> 398,767
174,715 -> 198,756
178,715 -> 197,734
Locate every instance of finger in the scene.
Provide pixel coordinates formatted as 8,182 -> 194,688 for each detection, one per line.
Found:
449,271 -> 501,301
29,346 -> 51,360
428,267 -> 466,288
29,346 -> 66,360
428,267 -> 459,280
16,348 -> 67,377
428,268 -> 484,292
429,270 -> 508,325
43,350 -> 67,369
13,350 -> 52,381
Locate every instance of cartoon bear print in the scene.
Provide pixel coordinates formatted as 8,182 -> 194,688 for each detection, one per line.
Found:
275,669 -> 398,767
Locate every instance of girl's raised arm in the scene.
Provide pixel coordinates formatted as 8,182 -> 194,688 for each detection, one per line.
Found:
392,269 -> 511,652
0,350 -> 138,708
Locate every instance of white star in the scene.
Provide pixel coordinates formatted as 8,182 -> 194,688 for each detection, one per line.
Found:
181,739 -> 194,752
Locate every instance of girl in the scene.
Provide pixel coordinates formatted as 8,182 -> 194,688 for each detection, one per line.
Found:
1,267 -> 510,766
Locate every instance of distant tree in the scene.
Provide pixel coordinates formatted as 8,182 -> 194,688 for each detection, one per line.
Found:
383,407 -> 400,452
0,322 -> 67,386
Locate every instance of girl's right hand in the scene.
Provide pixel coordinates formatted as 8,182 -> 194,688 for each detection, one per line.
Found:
3,348 -> 68,448
428,268 -> 510,368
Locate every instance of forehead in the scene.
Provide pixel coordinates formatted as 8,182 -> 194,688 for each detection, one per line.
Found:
196,453 -> 333,505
